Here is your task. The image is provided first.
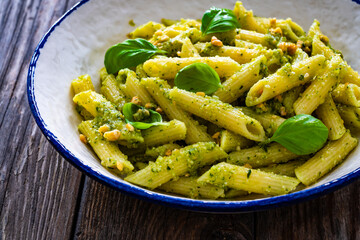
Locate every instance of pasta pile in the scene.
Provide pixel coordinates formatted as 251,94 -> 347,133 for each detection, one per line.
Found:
71,2 -> 359,200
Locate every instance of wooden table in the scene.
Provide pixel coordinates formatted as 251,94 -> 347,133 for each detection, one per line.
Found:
1,0 -> 359,239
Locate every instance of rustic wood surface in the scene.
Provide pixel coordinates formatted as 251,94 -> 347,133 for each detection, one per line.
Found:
0,0 -> 359,239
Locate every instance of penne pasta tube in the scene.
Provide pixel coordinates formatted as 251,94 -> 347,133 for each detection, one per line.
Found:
71,74 -> 95,119
227,143 -> 299,168
73,90 -> 144,144
145,143 -> 181,158
100,68 -> 127,110
179,37 -> 200,58
336,104 -> 360,130
316,95 -> 346,140
141,78 -> 213,144
238,107 -> 285,136
312,34 -> 360,86
332,83 -> 360,107
143,56 -> 241,79
293,54 -> 346,115
116,69 -> 155,105
233,1 -> 267,33
259,159 -> 307,177
235,39 -> 264,49
214,55 -> 267,103
73,90 -> 119,117
295,131 -> 358,185
169,88 -> 266,141
198,162 -> 300,195
158,176 -> 225,199
224,189 -> 249,198
125,142 -> 227,189
219,130 -> 254,153
128,21 -> 164,39
194,42 -> 280,65
142,120 -> 187,147
246,55 -> 326,106
71,74 -> 94,94
78,120 -> 134,173
235,29 -> 270,47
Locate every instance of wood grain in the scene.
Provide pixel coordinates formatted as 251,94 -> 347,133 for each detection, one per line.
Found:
256,179 -> 360,240
0,0 -> 82,239
0,0 -> 360,239
73,179 -> 254,240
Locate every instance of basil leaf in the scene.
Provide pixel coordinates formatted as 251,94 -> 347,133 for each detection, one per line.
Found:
104,39 -> 167,74
122,102 -> 164,130
201,7 -> 240,35
174,63 -> 221,95
269,114 -> 328,155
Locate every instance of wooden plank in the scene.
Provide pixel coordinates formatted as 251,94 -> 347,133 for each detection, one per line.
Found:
0,0 -> 82,239
73,179 -> 254,240
255,179 -> 360,240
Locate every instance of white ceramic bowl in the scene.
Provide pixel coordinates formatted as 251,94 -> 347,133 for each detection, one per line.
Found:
28,0 -> 360,212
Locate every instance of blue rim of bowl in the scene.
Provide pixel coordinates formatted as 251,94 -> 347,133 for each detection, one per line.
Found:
27,0 -> 360,212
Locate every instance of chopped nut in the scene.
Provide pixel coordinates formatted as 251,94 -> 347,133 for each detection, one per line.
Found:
117,162 -> 124,171
274,95 -> 283,102
319,34 -> 329,45
270,27 -> 282,36
278,42 -> 297,56
196,92 -> 206,97
145,102 -> 156,109
278,42 -> 287,52
155,107 -> 163,113
98,124 -> 110,135
280,106 -> 287,116
212,132 -> 220,139
131,96 -> 141,105
104,129 -> 121,141
126,123 -> 135,132
270,18 -> 277,28
211,36 -> 223,47
165,149 -> 172,156
159,35 -> 170,42
296,40 -> 304,48
244,163 -> 252,169
79,134 -> 87,144
287,43 -> 297,55
154,30 -> 163,36
256,103 -> 267,112
184,173 -> 190,177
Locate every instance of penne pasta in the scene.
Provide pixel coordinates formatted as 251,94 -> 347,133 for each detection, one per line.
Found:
198,162 -> 300,195
295,131 -> 358,185
169,88 -> 266,141
143,56 -> 241,79
246,55 -> 326,106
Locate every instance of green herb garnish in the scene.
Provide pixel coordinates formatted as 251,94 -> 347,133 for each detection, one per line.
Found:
104,38 -> 167,74
247,169 -> 252,178
174,63 -> 221,95
122,103 -> 165,130
264,114 -> 328,155
201,7 -> 240,35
